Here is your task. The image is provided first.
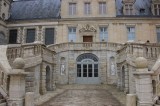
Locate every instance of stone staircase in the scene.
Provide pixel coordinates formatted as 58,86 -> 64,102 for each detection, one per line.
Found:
0,93 -> 6,106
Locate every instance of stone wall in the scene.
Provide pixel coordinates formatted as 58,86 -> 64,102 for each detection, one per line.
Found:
54,49 -> 117,84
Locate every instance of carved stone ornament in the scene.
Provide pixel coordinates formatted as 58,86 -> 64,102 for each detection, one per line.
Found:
79,24 -> 96,33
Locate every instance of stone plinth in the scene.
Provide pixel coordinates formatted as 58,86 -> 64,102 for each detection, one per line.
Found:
8,58 -> 29,106
134,57 -> 153,106
126,94 -> 136,106
25,92 -> 34,106
134,71 -> 154,106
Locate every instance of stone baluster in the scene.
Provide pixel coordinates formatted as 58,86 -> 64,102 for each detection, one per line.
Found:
8,58 -> 29,106
134,57 -> 154,106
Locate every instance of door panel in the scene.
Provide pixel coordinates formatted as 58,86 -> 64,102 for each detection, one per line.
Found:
76,63 -> 100,84
83,36 -> 93,42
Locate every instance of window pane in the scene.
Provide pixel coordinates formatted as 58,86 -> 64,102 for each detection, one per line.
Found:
68,27 -> 76,42
84,2 -> 91,15
9,29 -> 17,44
26,29 -> 35,43
45,28 -> 54,45
77,64 -> 81,77
99,27 -> 108,41
127,27 -> 135,41
99,2 -> 106,14
69,3 -> 76,15
157,27 -> 160,42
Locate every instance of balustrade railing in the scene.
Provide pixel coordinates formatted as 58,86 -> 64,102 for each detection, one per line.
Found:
117,42 -> 160,60
7,43 -> 42,62
48,42 -> 123,52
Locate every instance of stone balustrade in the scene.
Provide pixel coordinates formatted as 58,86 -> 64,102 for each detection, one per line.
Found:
117,42 -> 160,61
48,42 -> 123,53
6,43 -> 54,67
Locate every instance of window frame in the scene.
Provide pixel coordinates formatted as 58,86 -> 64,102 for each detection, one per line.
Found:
99,2 -> 106,15
156,26 -> 160,43
127,26 -> 136,41
154,4 -> 160,15
68,27 -> 76,42
124,4 -> 133,15
26,28 -> 36,43
99,27 -> 108,42
45,28 -> 55,45
84,2 -> 91,15
69,2 -> 77,16
9,29 -> 18,44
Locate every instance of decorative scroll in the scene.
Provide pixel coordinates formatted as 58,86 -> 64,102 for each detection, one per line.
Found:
79,24 -> 96,33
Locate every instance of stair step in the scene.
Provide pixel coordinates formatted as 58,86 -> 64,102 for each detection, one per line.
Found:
0,102 -> 6,106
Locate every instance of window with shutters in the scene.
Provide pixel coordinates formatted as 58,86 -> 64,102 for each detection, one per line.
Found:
69,3 -> 76,15
9,29 -> 17,44
99,27 -> 108,41
45,28 -> 54,45
127,27 -> 135,41
26,29 -> 35,43
68,27 -> 76,42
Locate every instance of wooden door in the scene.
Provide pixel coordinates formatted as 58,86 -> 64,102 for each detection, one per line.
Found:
83,36 -> 93,42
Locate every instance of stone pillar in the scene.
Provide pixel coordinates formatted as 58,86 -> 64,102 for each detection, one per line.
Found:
134,57 -> 153,106
8,58 -> 28,106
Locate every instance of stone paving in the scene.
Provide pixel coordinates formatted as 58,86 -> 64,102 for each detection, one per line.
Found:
37,85 -> 126,106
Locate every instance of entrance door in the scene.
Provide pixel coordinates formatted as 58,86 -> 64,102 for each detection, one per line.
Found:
83,36 -> 93,42
76,53 -> 99,84
77,63 -> 99,84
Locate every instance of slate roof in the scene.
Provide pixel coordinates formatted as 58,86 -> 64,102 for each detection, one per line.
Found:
10,0 -> 61,20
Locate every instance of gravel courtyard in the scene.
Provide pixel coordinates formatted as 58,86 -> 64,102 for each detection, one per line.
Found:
38,85 -> 126,106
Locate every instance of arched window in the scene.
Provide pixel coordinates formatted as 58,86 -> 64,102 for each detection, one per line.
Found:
76,53 -> 99,84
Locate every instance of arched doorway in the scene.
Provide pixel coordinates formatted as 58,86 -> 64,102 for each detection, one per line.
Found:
46,66 -> 52,91
76,53 -> 99,84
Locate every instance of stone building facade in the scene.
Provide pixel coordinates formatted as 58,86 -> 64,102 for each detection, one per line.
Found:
0,0 -> 160,103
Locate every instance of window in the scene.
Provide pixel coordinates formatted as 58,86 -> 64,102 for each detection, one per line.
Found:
156,27 -> 160,42
69,3 -> 76,15
84,2 -> 91,15
26,29 -> 35,43
68,27 -> 76,42
127,27 -> 135,41
99,2 -> 106,15
154,4 -> 160,15
139,8 -> 145,15
124,4 -> 133,15
99,27 -> 108,41
9,29 -> 17,44
45,28 -> 54,45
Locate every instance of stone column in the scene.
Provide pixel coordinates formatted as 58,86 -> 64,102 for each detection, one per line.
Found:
8,58 -> 28,106
134,57 -> 153,106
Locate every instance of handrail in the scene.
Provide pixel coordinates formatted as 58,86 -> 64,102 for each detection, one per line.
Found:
48,42 -> 123,53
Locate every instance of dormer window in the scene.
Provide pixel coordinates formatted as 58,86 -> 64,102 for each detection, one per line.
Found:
154,4 -> 160,15
124,4 -> 134,15
139,8 -> 145,15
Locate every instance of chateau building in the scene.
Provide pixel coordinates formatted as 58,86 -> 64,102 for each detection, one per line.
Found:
0,0 -> 160,105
